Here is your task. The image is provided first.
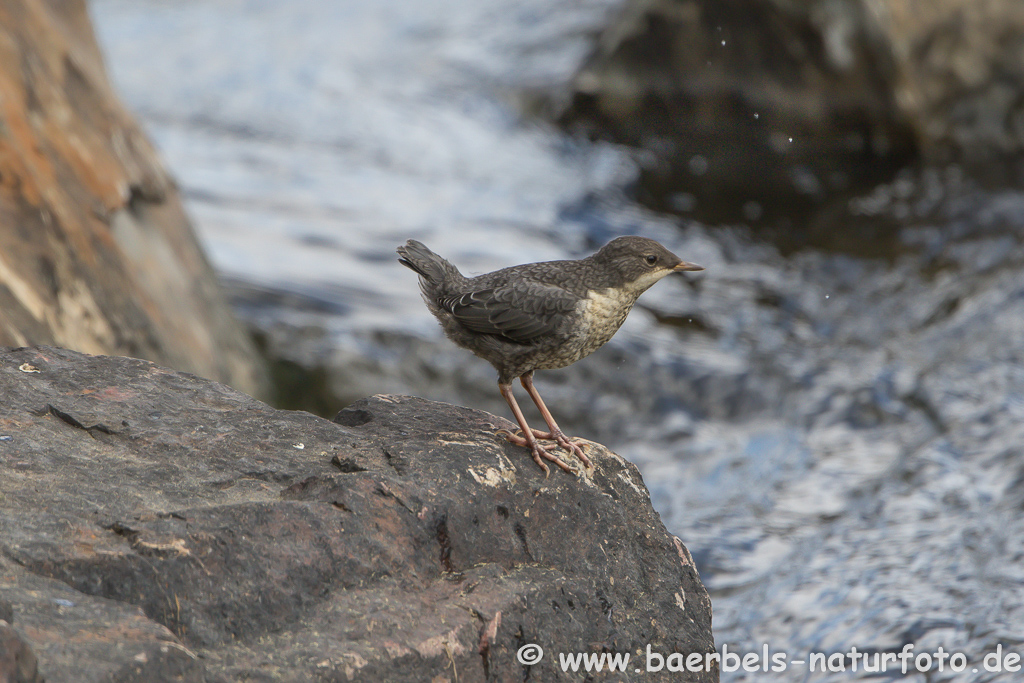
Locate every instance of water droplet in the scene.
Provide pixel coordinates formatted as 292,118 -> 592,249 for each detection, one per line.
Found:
688,155 -> 709,176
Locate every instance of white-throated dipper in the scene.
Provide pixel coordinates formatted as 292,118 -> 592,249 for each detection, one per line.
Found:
397,236 -> 704,475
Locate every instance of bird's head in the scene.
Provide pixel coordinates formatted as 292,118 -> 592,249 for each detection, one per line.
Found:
593,236 -> 704,294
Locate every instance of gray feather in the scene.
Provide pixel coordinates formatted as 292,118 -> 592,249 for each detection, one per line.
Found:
445,282 -> 576,344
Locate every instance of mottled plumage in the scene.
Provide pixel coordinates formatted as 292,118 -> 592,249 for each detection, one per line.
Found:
398,236 -> 703,474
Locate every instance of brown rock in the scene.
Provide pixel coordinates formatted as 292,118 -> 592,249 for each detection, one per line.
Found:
867,0 -> 1024,164
0,618 -> 42,683
0,346 -> 716,682
0,0 -> 268,398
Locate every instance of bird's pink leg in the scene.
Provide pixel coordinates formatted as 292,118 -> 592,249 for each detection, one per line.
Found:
519,373 -> 593,468
497,382 -> 576,475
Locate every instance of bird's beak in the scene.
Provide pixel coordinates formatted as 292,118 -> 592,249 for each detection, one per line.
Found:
673,261 -> 705,272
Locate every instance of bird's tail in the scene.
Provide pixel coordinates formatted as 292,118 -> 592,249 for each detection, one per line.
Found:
397,240 -> 464,289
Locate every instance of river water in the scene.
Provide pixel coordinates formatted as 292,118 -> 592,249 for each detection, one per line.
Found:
91,1 -> 1024,680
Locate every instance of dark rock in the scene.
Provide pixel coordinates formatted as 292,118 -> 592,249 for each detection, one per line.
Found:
559,0 -> 1024,219
558,0 -> 916,221
0,0 -> 269,399
0,346 -> 716,682
0,557 -> 203,683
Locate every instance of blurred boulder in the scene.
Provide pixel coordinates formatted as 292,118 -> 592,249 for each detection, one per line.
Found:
0,0 -> 268,398
559,0 -> 1024,220
559,0 -> 915,220
0,346 -> 716,682
867,0 -> 1024,165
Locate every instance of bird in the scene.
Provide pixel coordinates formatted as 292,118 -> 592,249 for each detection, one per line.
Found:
397,236 -> 704,475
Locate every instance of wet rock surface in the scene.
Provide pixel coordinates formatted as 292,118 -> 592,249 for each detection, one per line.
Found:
0,346 -> 715,682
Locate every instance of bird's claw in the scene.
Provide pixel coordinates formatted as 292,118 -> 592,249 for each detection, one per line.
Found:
496,429 -> 577,475
531,443 -> 576,476
557,436 -> 592,469
527,428 -> 592,469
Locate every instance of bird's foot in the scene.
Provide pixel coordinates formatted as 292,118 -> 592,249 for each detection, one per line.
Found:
496,429 -> 577,476
526,428 -> 592,469
555,434 -> 592,469
496,429 -> 556,450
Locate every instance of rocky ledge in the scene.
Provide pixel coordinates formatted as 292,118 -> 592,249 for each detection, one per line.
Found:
0,347 -> 715,682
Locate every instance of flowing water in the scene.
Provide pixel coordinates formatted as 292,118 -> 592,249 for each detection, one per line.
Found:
91,1 -> 1024,680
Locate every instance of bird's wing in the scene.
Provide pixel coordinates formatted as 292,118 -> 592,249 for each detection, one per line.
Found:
441,281 -> 578,344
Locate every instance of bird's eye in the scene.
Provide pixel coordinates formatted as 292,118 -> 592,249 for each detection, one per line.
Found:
644,254 -> 657,266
